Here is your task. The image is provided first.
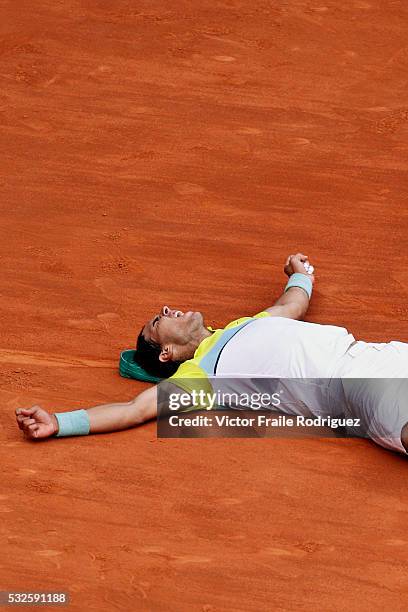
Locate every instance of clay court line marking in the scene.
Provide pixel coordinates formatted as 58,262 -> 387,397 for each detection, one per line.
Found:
0,349 -> 116,369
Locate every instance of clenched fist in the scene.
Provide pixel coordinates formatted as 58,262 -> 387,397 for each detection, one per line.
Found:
15,405 -> 58,440
284,252 -> 315,284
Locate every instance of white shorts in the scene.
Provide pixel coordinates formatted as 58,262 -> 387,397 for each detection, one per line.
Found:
334,341 -> 408,454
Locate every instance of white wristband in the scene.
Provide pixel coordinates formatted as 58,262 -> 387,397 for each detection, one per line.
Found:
284,272 -> 313,299
55,409 -> 90,437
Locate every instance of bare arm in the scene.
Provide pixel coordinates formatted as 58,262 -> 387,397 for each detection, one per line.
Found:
15,385 -> 158,440
264,252 -> 315,320
85,386 -> 157,433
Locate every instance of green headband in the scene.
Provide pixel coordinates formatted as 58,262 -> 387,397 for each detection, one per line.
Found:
119,349 -> 162,383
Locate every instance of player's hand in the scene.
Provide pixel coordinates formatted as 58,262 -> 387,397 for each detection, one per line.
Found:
15,405 -> 58,440
284,253 -> 315,284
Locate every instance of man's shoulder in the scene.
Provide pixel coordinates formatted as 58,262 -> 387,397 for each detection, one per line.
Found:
224,310 -> 270,330
162,357 -> 213,397
169,358 -> 207,380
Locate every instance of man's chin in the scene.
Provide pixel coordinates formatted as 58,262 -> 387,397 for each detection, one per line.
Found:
193,311 -> 203,324
186,311 -> 204,327
183,310 -> 202,320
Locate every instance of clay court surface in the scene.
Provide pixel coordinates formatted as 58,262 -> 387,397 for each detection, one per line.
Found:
1,1 -> 408,610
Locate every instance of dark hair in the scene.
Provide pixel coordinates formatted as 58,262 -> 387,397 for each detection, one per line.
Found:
134,328 -> 181,379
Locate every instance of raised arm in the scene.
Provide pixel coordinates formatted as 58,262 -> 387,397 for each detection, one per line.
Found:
15,385 -> 158,441
264,252 -> 315,320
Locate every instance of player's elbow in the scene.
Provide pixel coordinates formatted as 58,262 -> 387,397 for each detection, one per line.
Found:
128,387 -> 158,428
283,302 -> 306,320
124,400 -> 149,428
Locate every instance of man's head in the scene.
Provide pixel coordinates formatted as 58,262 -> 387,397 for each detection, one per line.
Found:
134,306 -> 211,378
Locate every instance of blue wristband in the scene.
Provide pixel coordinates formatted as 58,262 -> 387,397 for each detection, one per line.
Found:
55,409 -> 90,437
285,272 -> 313,299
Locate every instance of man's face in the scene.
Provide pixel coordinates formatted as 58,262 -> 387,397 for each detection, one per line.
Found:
142,306 -> 204,347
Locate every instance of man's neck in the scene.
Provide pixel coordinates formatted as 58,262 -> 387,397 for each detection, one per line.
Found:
187,327 -> 213,357
179,327 -> 214,362
199,326 -> 214,343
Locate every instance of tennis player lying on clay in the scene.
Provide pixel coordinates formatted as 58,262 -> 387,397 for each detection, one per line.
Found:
16,252 -> 408,455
